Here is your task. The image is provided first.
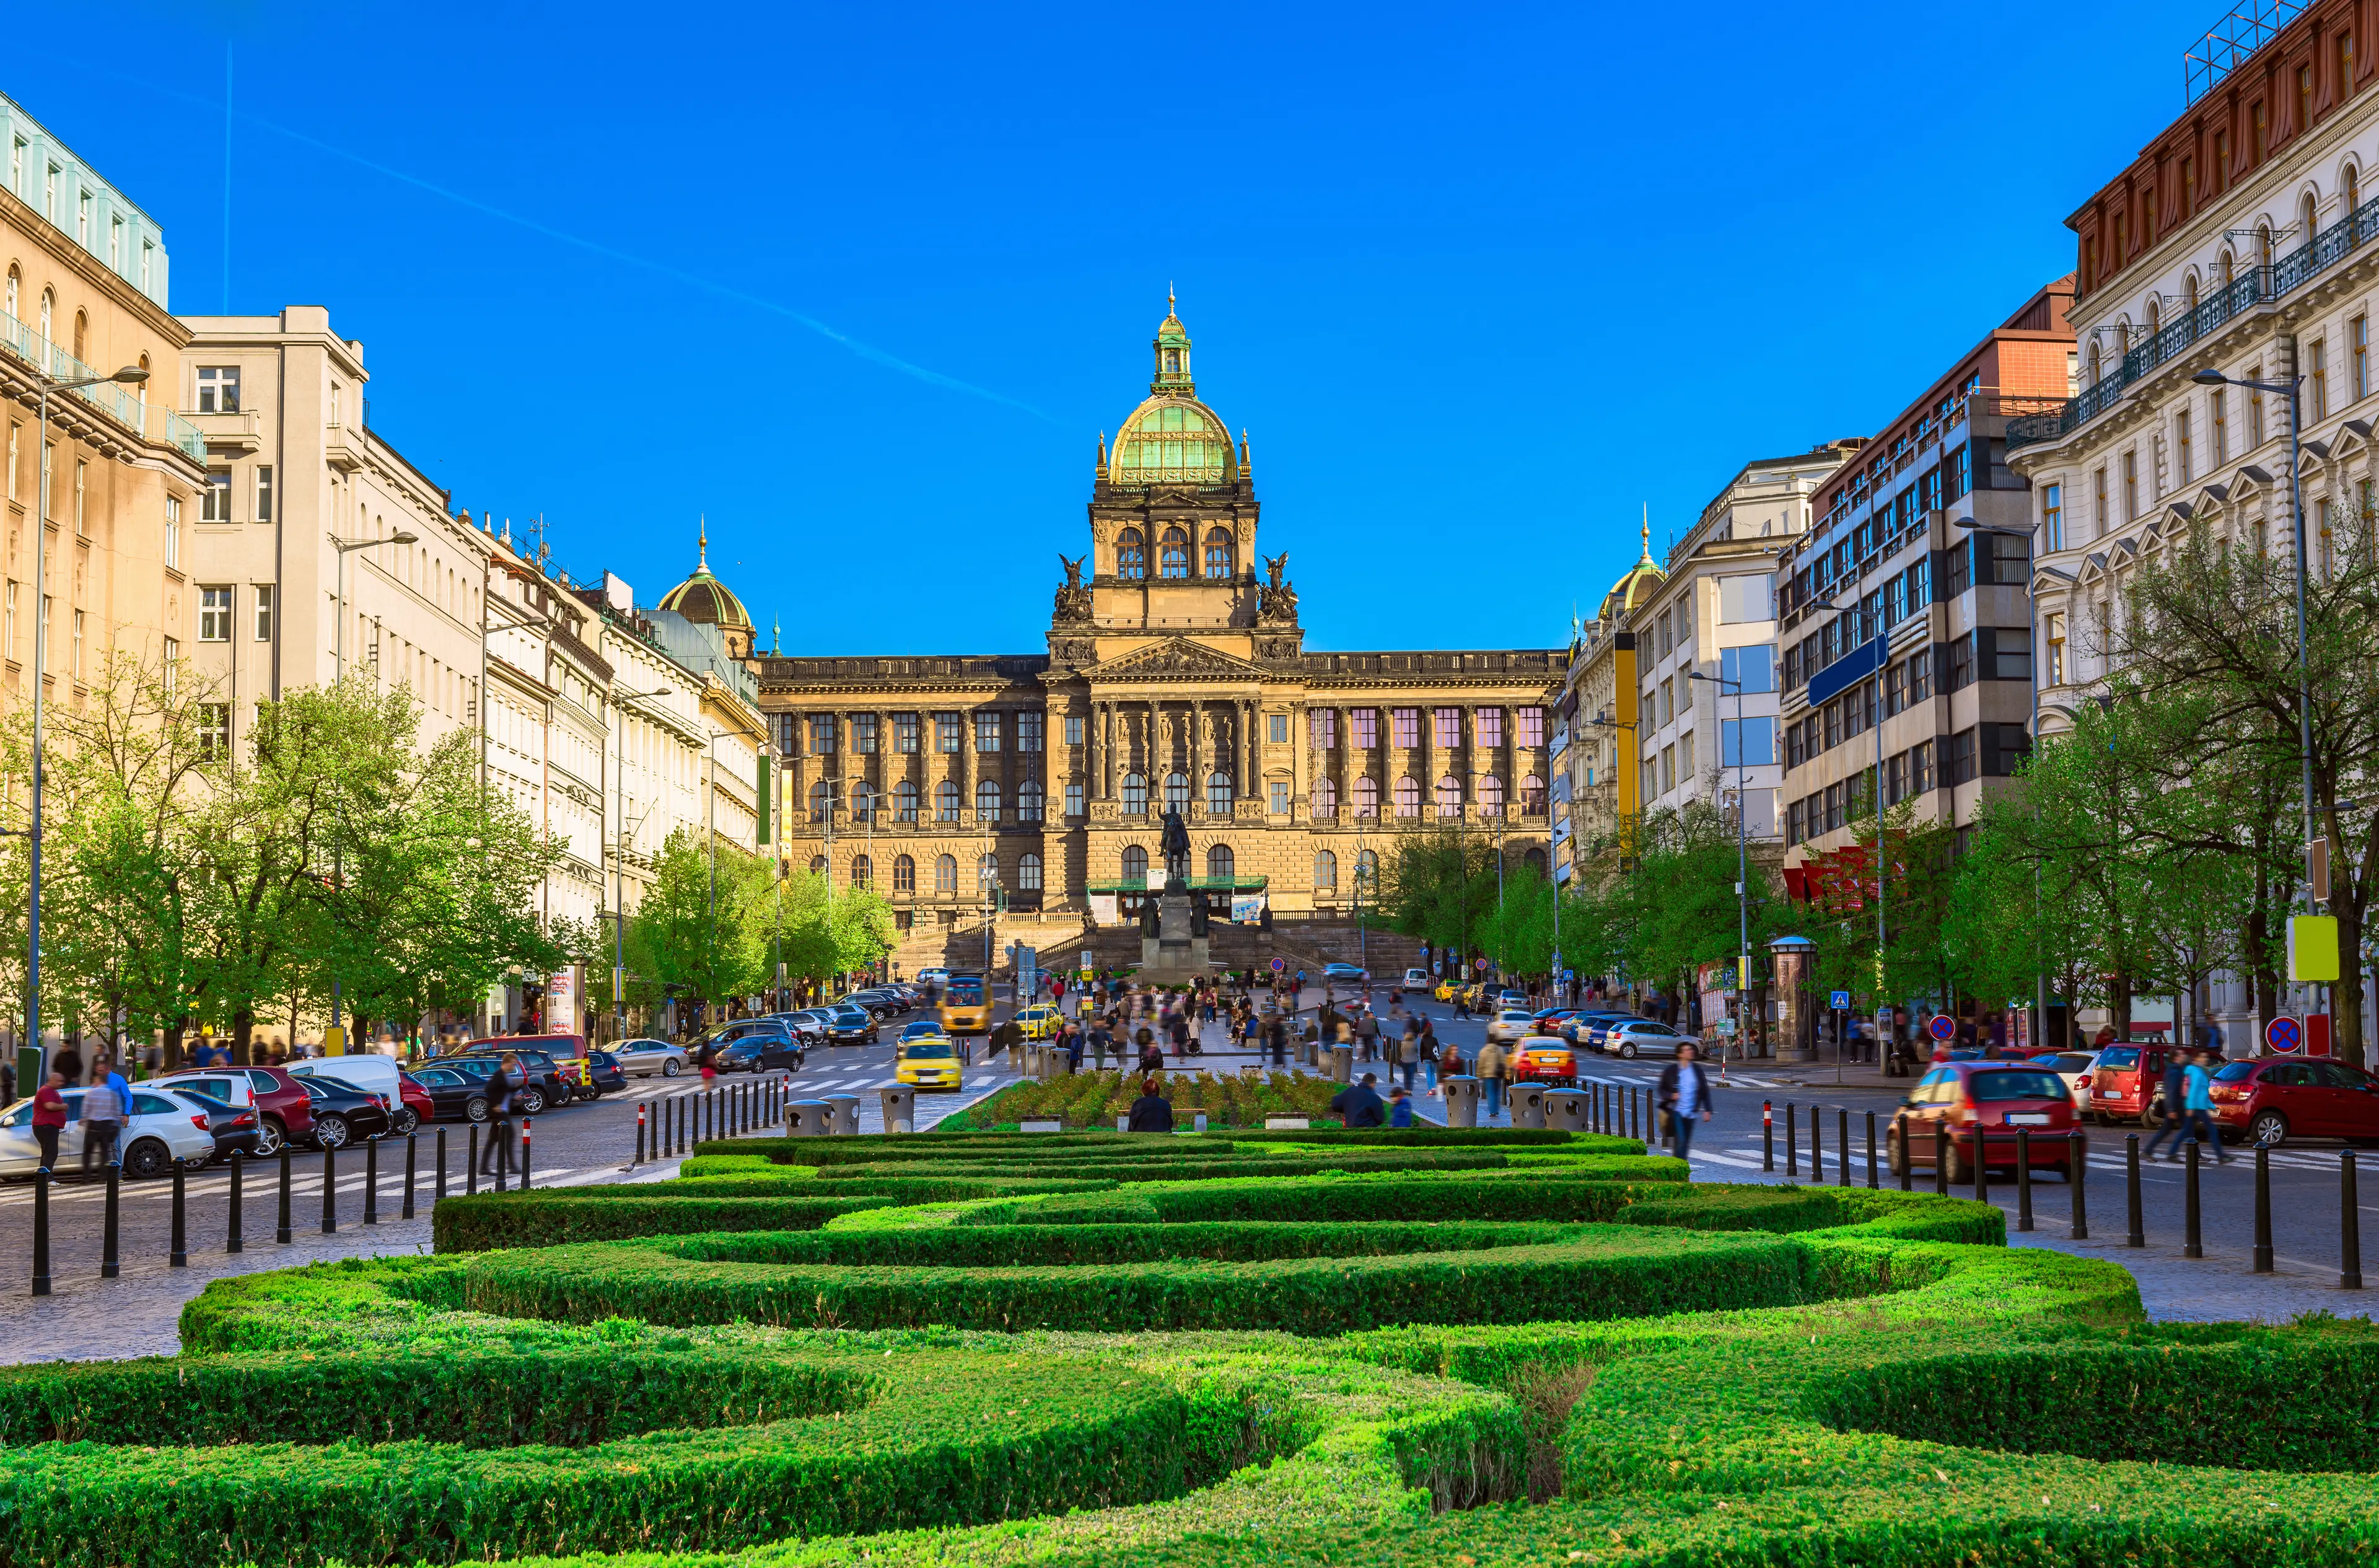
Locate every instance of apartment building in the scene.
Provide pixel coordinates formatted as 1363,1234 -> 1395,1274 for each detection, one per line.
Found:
1780,280 -> 2074,863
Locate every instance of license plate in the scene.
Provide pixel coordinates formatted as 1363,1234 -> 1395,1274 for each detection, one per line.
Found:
2005,1113 -> 2052,1125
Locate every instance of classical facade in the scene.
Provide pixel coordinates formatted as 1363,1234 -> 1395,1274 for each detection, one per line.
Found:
756,304 -> 1559,958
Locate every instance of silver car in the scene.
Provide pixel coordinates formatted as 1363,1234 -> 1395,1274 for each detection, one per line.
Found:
612,1038 -> 688,1078
1605,1020 -> 1689,1059
1486,1009 -> 1538,1045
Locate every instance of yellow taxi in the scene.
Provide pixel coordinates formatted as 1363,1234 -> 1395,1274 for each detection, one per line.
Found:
1013,1004 -> 1063,1041
895,1027 -> 963,1092
1510,1035 -> 1579,1088
1432,979 -> 1457,1002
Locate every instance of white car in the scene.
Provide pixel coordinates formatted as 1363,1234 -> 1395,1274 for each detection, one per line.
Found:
613,1038 -> 689,1078
2029,1049 -> 2101,1111
916,968 -> 951,988
0,1087 -> 217,1179
1605,1019 -> 1690,1059
1486,1008 -> 1538,1045
1401,968 -> 1430,989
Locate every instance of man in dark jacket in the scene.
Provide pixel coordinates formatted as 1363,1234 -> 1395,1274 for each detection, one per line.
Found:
1126,1077 -> 1175,1132
1330,1072 -> 1387,1129
2143,1048 -> 2191,1159
1655,1042 -> 1716,1163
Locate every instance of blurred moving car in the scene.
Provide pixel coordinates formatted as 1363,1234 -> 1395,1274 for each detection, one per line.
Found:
1485,1009 -> 1538,1045
1509,1036 -> 1579,1088
895,1033 -> 963,1092
1888,1062 -> 2080,1181
1322,962 -> 1369,988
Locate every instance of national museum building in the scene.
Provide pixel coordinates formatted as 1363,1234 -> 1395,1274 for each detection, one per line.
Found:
708,304 -> 1561,961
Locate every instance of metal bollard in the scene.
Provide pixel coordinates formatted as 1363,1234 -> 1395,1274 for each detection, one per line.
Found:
170,1158 -> 188,1266
322,1144 -> 338,1233
2183,1139 -> 2204,1258
1865,1110 -> 1878,1189
1762,1100 -> 1774,1170
30,1168 -> 50,1296
364,1137 -> 380,1225
2069,1130 -> 2088,1240
2344,1153 -> 2365,1290
2126,1134 -> 2145,1246
227,1149 -> 243,1253
277,1146 -> 293,1243
1934,1123 -> 1948,1196
2253,1144 -> 2274,1272
2014,1128 -> 2034,1232
437,1128 -> 449,1203
402,1133 -> 418,1221
467,1125 -> 480,1195
636,1103 -> 647,1166
1810,1105 -> 1824,1184
494,1118 -> 508,1192
1838,1107 -> 1852,1188
520,1118 -> 533,1189
1785,1104 -> 1798,1176
1972,1120 -> 1987,1204
102,1160 -> 121,1278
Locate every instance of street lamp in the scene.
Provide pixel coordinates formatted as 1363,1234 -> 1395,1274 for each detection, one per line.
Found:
331,530 -> 419,680
1956,514 -> 2048,1049
609,686 -> 672,1045
1688,670 -> 1748,1073
22,364 -> 147,1084
1808,593 -> 1887,1079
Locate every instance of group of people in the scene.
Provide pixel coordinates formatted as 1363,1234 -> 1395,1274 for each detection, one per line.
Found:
24,1047 -> 134,1175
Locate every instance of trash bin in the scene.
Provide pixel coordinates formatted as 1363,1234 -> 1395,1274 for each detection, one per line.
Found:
787,1099 -> 830,1137
1444,1075 -> 1481,1128
1330,1044 -> 1353,1083
825,1095 -> 860,1136
1510,1082 -> 1548,1129
878,1084 -> 916,1135
1544,1087 -> 1589,1133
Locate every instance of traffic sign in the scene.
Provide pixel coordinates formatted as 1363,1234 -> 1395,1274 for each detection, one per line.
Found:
1270,957 -> 1286,974
1474,958 -> 1488,972
2267,1015 -> 2303,1053
1830,989 -> 1852,1010
1926,1014 -> 1956,1042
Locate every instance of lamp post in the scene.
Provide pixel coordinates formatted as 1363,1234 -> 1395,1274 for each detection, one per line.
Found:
22,364 -> 149,1082
1585,707 -> 1639,1004
324,528 -> 418,1054
1957,515 -> 2047,1049
1809,594 -> 1887,1077
608,687 -> 672,1045
1688,670 -> 1748,1072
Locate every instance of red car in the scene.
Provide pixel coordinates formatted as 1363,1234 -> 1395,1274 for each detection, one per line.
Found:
149,1065 -> 319,1154
1508,1038 -> 1580,1088
2209,1056 -> 2379,1147
2087,1042 -> 2191,1126
1889,1061 -> 2081,1181
393,1072 -> 436,1136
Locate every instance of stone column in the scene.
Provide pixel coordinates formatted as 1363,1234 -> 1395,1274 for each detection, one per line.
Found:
1188,698 -> 1203,820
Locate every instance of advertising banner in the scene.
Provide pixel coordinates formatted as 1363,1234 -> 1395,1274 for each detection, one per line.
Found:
1232,891 -> 1268,924
1088,893 -> 1118,926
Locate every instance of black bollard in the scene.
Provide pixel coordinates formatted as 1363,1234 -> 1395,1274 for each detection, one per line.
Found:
1934,1123 -> 1949,1196
1838,1107 -> 1852,1189
2253,1144 -> 2274,1272
1763,1100 -> 1774,1171
402,1133 -> 417,1221
2344,1153 -> 2365,1290
2069,1131 -> 2088,1240
363,1137 -> 379,1225
276,1145 -> 293,1243
636,1103 -> 646,1166
494,1118 -> 508,1193
1865,1110 -> 1879,1189
169,1158 -> 188,1266
467,1124 -> 480,1195
322,1143 -> 338,1234
1810,1105 -> 1824,1183
1785,1104 -> 1798,1176
227,1149 -> 243,1253
101,1160 -> 120,1278
2014,1128 -> 2034,1232
1972,1119 -> 1988,1204
30,1170 -> 50,1294
2184,1139 -> 2204,1259
2126,1133 -> 2145,1246
437,1128 -> 448,1203
520,1118 -> 533,1189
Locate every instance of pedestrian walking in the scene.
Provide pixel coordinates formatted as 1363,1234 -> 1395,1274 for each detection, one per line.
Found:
1357,1009 -> 1380,1062
2142,1049 -> 2191,1160
1398,1017 -> 1422,1092
480,1054 -> 522,1176
2168,1047 -> 2231,1164
1475,1038 -> 1507,1121
31,1069 -> 68,1172
1265,1013 -> 1288,1069
1419,1020 -> 1441,1095
78,1071 -> 123,1175
51,1041 -> 82,1092
1657,1042 -> 1716,1163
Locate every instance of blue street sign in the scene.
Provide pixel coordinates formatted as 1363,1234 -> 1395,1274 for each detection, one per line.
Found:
1830,990 -> 1852,1010
1270,958 -> 1286,974
1927,1014 -> 1957,1042
2267,1015 -> 2303,1053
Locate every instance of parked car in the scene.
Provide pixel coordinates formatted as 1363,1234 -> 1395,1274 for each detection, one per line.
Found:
842,990 -> 901,1018
1012,1004 -> 1063,1041
1496,988 -> 1531,1010
2088,1042 -> 2193,1127
0,1088 -> 225,1179
1401,968 -> 1430,988
612,1038 -> 688,1079
388,1074 -> 433,1134
2209,1056 -> 2379,1147
289,1054 -> 405,1106
2024,1050 -> 2101,1114
582,1049 -> 629,1097
821,1004 -> 877,1046
709,1023 -> 805,1074
916,967 -> 951,989
406,1064 -> 493,1122
1486,1009 -> 1538,1045
1601,1020 -> 1690,1060
465,1033 -> 594,1096
294,1076 -> 395,1149
895,1034 -> 963,1092
154,1087 -> 265,1164
1563,1011 -> 1639,1048
1509,1036 -> 1580,1088
148,1066 -> 318,1154
1888,1062 -> 2081,1181
439,1050 -> 569,1115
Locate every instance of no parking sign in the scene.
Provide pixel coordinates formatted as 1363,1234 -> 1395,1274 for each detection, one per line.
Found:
1926,1015 -> 1956,1043
2267,1015 -> 2303,1053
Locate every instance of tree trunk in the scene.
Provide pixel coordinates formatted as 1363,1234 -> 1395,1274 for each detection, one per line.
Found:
231,1006 -> 257,1068
2336,900 -> 2368,1069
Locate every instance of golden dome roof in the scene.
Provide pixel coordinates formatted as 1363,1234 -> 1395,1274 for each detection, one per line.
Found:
657,519 -> 753,632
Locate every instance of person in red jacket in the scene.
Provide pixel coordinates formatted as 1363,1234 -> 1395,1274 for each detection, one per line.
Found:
30,1069 -> 68,1172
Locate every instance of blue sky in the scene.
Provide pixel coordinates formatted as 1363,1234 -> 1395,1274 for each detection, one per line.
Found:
50,0 -> 2201,653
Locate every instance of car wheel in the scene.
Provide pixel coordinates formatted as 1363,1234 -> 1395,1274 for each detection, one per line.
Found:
120,1138 -> 175,1180
517,1088 -> 547,1116
2248,1109 -> 2290,1147
1887,1128 -> 1908,1178
662,1058 -> 683,1077
1618,1041 -> 1637,1060
2139,1102 -> 2165,1131
312,1114 -> 351,1149
255,1117 -> 287,1157
466,1097 -> 490,1123
1942,1141 -> 1966,1185
392,1107 -> 420,1137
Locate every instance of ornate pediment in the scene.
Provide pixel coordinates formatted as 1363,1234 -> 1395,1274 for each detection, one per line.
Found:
1087,637 -> 1266,682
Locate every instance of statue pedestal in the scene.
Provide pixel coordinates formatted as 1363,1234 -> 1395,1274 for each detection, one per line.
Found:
1139,887 -> 1209,984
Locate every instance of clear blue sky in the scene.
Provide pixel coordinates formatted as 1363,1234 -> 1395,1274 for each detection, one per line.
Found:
52,0 -> 2200,653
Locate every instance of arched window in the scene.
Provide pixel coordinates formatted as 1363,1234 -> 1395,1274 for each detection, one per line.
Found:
1165,771 -> 1190,813
1314,849 -> 1338,890
1117,528 -> 1147,580
1435,776 -> 1463,818
809,779 -> 832,821
1206,771 -> 1233,815
851,781 -> 877,821
1356,848 -> 1379,887
894,780 -> 921,821
2300,192 -> 2319,252
978,854 -> 999,889
1520,774 -> 1548,813
2259,222 -> 2275,270
2184,273 -> 2199,314
1524,847 -> 1548,875
1121,772 -> 1148,815
2349,165 -> 2364,219
808,854 -> 828,874
72,308 -> 85,362
1310,777 -> 1336,818
1352,777 -> 1378,818
2087,343 -> 2101,387
1395,776 -> 1421,817
893,854 -> 916,893
851,854 -> 872,889
1203,527 -> 1234,578
39,287 -> 53,346
2146,298 -> 2160,339
1478,774 -> 1505,814
1019,852 -> 1043,891
1018,780 -> 1045,821
1121,844 -> 1149,883
2220,248 -> 2235,288
1160,526 -> 1190,579
3,266 -> 15,319
934,854 -> 959,893
935,779 -> 961,821
1207,844 -> 1234,880
976,779 -> 1002,823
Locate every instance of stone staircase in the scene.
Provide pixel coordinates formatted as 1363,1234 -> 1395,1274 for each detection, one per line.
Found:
887,910 -> 1425,983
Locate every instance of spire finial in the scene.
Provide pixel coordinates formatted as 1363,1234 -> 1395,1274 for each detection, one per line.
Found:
1640,504 -> 1652,559
698,514 -> 708,569
1168,281 -> 1176,315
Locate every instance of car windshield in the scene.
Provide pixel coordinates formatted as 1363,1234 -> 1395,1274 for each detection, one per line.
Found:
2213,1061 -> 2259,1082
902,1041 -> 954,1059
946,978 -> 986,1004
1967,1070 -> 2067,1102
2097,1047 -> 2141,1070
1499,1011 -> 1533,1022
174,1091 -> 237,1113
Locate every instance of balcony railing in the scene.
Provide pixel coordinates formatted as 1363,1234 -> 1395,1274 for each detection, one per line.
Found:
2011,193 -> 2379,453
0,307 -> 206,462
